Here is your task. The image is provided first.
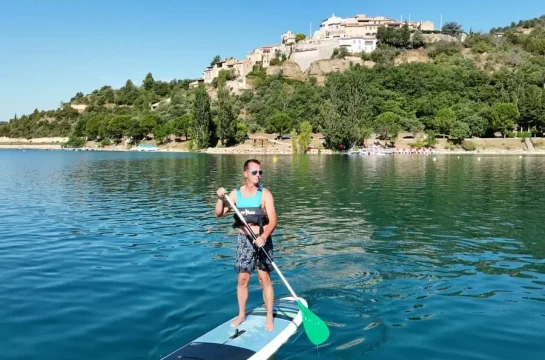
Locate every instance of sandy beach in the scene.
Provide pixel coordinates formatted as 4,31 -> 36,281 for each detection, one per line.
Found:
1,135 -> 544,155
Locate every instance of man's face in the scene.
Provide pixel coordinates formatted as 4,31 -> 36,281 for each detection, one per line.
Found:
245,162 -> 262,183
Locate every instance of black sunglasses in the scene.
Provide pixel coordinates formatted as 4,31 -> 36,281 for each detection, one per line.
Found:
250,170 -> 263,176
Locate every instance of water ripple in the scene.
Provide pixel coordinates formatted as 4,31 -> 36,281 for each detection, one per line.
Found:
0,151 -> 544,359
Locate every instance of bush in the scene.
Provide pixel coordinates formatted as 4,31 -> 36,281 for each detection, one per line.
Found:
62,136 -> 86,148
370,47 -> 399,64
235,123 -> 249,144
428,41 -> 463,58
331,47 -> 350,59
461,140 -> 477,151
425,130 -> 437,147
472,41 -> 493,54
410,136 -> 426,149
188,140 -> 197,151
298,121 -> 312,153
247,67 -> 267,81
291,129 -> 299,153
100,137 -> 112,147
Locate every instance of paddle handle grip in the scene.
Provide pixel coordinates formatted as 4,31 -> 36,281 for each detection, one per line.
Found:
223,191 -> 300,301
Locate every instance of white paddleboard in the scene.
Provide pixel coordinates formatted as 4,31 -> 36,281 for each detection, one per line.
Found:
161,296 -> 306,360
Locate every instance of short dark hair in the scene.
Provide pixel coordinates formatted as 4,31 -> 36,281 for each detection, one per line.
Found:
244,159 -> 261,171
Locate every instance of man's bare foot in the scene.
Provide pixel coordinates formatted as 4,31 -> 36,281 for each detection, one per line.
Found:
265,318 -> 274,331
230,316 -> 245,327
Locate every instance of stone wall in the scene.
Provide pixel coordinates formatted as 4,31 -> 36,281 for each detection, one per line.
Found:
291,49 -> 320,73
291,38 -> 340,72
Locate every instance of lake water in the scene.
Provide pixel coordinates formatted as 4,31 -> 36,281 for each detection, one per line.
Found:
0,150 -> 544,360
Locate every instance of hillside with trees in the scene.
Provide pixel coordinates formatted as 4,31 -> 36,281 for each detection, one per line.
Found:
1,15 -> 544,151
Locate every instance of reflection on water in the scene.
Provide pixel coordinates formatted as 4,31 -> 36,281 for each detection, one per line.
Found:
0,150 -> 544,360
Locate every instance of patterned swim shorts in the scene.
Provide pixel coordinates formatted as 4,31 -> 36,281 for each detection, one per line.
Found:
235,233 -> 274,273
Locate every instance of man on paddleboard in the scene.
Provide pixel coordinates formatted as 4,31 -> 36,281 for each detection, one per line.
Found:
215,159 -> 277,331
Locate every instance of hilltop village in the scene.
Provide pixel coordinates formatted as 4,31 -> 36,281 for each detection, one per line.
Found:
190,13 -> 436,93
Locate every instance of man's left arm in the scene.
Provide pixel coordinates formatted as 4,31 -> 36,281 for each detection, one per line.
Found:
255,189 -> 277,245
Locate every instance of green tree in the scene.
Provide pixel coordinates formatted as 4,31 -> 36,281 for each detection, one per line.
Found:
434,108 -> 457,137
214,69 -> 235,88
518,85 -> 545,131
169,113 -> 193,140
154,81 -> 171,97
86,115 -> 106,140
295,33 -> 306,42
125,117 -> 144,141
526,37 -> 545,56
99,86 -> 115,104
376,26 -> 392,45
412,30 -> 425,49
153,124 -> 169,145
143,72 -> 155,91
291,129 -> 299,153
107,115 -> 132,139
211,55 -> 221,66
461,114 -> 488,138
450,121 -> 471,143
117,79 -> 140,105
374,112 -> 401,144
425,130 -> 438,147
404,117 -> 426,137
320,70 -> 372,148
270,57 -> 282,66
359,127 -> 373,147
442,22 -> 463,35
215,85 -> 237,145
491,102 -> 520,137
73,118 -> 87,137
298,121 -> 312,153
140,114 -> 158,136
62,136 -> 86,148
235,123 -> 249,144
193,85 -> 216,148
399,23 -> 411,48
267,112 -> 293,137
331,47 -> 350,59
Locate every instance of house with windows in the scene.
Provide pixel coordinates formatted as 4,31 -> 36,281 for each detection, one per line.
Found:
339,37 -> 378,54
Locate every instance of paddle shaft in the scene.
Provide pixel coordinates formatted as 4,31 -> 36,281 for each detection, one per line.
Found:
223,194 -> 299,301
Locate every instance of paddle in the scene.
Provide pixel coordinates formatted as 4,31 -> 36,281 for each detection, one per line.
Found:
223,191 -> 330,346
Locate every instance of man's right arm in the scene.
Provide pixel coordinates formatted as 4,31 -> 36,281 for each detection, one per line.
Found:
215,189 -> 234,217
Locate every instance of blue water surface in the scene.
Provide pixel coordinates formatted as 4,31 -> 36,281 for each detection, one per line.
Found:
0,149 -> 544,360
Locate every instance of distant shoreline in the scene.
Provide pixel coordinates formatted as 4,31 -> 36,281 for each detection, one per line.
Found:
2,143 -> 545,156
2,135 -> 544,155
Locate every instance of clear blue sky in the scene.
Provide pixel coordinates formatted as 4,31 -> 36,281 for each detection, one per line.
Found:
0,0 -> 543,122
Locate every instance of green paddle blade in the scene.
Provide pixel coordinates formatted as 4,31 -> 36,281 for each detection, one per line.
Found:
297,300 -> 330,345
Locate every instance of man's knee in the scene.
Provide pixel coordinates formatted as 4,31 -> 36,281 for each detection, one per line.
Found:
257,271 -> 272,287
237,273 -> 250,287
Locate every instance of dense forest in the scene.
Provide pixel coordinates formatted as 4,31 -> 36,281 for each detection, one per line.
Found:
1,15 -> 544,150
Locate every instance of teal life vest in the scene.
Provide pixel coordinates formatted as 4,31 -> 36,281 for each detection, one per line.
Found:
233,184 -> 269,231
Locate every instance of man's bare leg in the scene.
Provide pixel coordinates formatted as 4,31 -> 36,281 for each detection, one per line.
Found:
231,272 -> 250,327
258,269 -> 274,331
